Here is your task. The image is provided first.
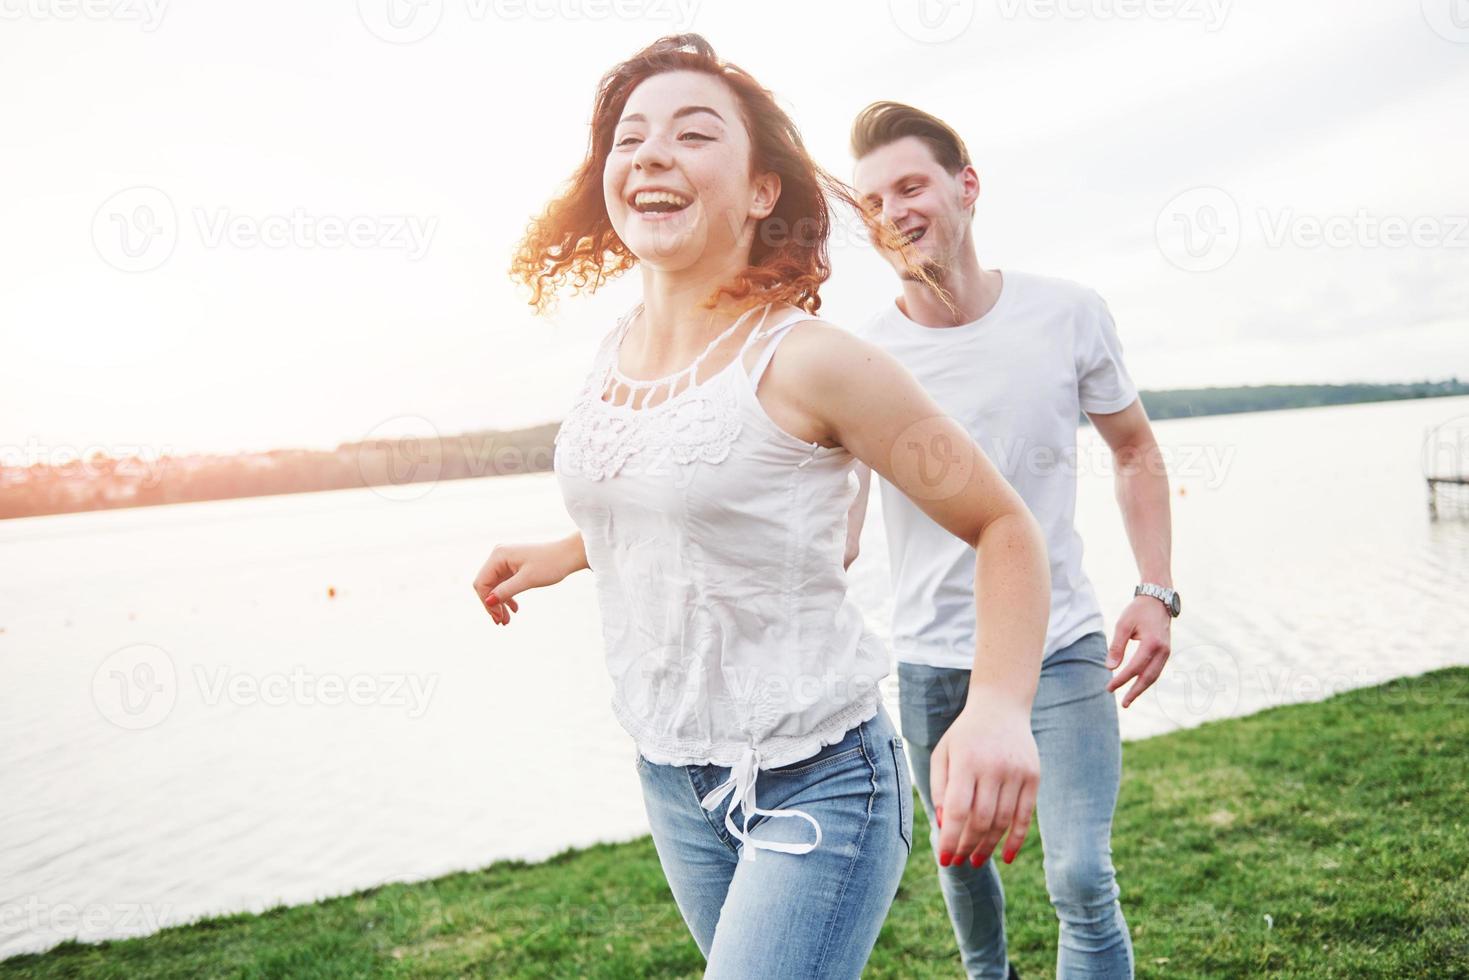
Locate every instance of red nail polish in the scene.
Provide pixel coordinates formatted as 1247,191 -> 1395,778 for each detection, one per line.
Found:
939,851 -> 953,866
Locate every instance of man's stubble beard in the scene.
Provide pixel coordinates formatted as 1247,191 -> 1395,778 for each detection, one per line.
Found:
900,256 -> 947,286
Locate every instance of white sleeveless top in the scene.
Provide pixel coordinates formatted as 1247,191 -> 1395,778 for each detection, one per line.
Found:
553,300 -> 890,859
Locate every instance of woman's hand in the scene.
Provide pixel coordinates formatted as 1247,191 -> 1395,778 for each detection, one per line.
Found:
471,532 -> 587,626
930,689 -> 1041,868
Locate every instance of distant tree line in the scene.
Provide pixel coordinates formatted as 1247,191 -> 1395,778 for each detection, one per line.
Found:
5,379 -> 1469,520
1117,378 -> 1469,423
0,422 -> 560,521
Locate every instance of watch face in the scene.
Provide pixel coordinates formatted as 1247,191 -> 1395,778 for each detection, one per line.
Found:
1170,592 -> 1182,616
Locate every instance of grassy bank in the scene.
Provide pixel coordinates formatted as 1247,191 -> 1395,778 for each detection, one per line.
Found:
6,668 -> 1468,979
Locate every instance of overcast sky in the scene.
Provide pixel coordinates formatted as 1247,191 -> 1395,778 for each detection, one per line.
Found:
3,0 -> 1467,460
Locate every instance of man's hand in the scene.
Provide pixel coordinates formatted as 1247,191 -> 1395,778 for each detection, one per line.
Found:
930,691 -> 1040,869
1105,595 -> 1173,707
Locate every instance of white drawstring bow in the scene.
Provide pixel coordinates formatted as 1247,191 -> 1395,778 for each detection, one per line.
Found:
699,744 -> 823,861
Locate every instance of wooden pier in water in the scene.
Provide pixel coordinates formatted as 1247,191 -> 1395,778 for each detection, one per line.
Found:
1424,416 -> 1469,519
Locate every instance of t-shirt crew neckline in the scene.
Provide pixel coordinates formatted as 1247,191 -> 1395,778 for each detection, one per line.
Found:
884,269 -> 1014,337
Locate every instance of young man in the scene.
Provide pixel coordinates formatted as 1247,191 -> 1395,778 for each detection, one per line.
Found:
846,102 -> 1179,980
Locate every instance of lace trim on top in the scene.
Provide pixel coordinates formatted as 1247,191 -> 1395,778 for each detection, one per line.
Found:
557,302 -> 805,481
599,302 -> 770,409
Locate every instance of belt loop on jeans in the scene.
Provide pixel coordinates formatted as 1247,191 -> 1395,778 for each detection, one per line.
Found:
698,743 -> 823,860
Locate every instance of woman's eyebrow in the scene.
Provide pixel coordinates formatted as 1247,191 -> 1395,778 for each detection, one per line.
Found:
617,105 -> 726,126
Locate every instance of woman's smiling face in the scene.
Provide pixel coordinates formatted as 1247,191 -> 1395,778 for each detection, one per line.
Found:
604,70 -> 776,271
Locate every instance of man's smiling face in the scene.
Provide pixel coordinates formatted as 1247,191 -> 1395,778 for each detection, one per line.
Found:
853,135 -> 974,284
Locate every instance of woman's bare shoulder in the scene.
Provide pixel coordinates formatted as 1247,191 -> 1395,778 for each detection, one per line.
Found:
779,315 -> 885,369
763,314 -> 899,415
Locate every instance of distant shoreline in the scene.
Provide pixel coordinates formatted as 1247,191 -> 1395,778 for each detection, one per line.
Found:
4,380 -> 1466,521
1116,378 -> 1469,423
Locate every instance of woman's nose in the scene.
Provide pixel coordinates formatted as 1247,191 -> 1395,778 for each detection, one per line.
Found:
632,133 -> 673,172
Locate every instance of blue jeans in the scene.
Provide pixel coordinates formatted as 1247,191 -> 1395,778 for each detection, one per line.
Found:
899,631 -> 1134,979
635,703 -> 913,978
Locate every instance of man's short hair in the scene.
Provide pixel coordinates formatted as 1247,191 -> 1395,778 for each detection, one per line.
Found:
849,101 -> 972,174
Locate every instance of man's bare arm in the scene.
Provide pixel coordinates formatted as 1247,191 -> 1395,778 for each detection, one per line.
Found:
1088,398 -> 1175,706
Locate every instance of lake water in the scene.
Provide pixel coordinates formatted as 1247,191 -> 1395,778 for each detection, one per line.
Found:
3,395 -> 1468,959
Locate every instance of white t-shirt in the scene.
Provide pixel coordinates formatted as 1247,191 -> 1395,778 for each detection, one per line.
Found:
854,270 -> 1139,669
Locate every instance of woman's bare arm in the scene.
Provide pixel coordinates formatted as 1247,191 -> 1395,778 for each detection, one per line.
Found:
774,321 -> 1051,868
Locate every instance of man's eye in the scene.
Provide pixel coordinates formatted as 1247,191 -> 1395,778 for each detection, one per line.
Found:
903,185 -> 919,195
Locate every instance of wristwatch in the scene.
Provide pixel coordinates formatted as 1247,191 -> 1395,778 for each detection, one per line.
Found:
1135,582 -> 1182,617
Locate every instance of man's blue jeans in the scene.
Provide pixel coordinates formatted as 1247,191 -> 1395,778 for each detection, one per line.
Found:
899,630 -> 1135,979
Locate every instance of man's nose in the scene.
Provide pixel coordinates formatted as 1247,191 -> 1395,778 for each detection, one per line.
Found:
884,198 -> 908,226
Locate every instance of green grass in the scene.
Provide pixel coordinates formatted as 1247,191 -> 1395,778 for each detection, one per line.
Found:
6,668 -> 1468,979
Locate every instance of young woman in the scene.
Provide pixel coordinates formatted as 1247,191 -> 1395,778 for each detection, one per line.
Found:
473,34 -> 1051,977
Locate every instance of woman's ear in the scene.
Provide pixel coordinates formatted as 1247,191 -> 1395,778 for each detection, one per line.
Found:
750,171 -> 781,221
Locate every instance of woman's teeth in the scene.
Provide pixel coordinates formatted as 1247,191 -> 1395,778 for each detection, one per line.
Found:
633,191 -> 692,213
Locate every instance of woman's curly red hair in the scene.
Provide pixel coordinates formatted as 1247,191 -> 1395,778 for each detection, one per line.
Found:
510,33 -> 922,316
